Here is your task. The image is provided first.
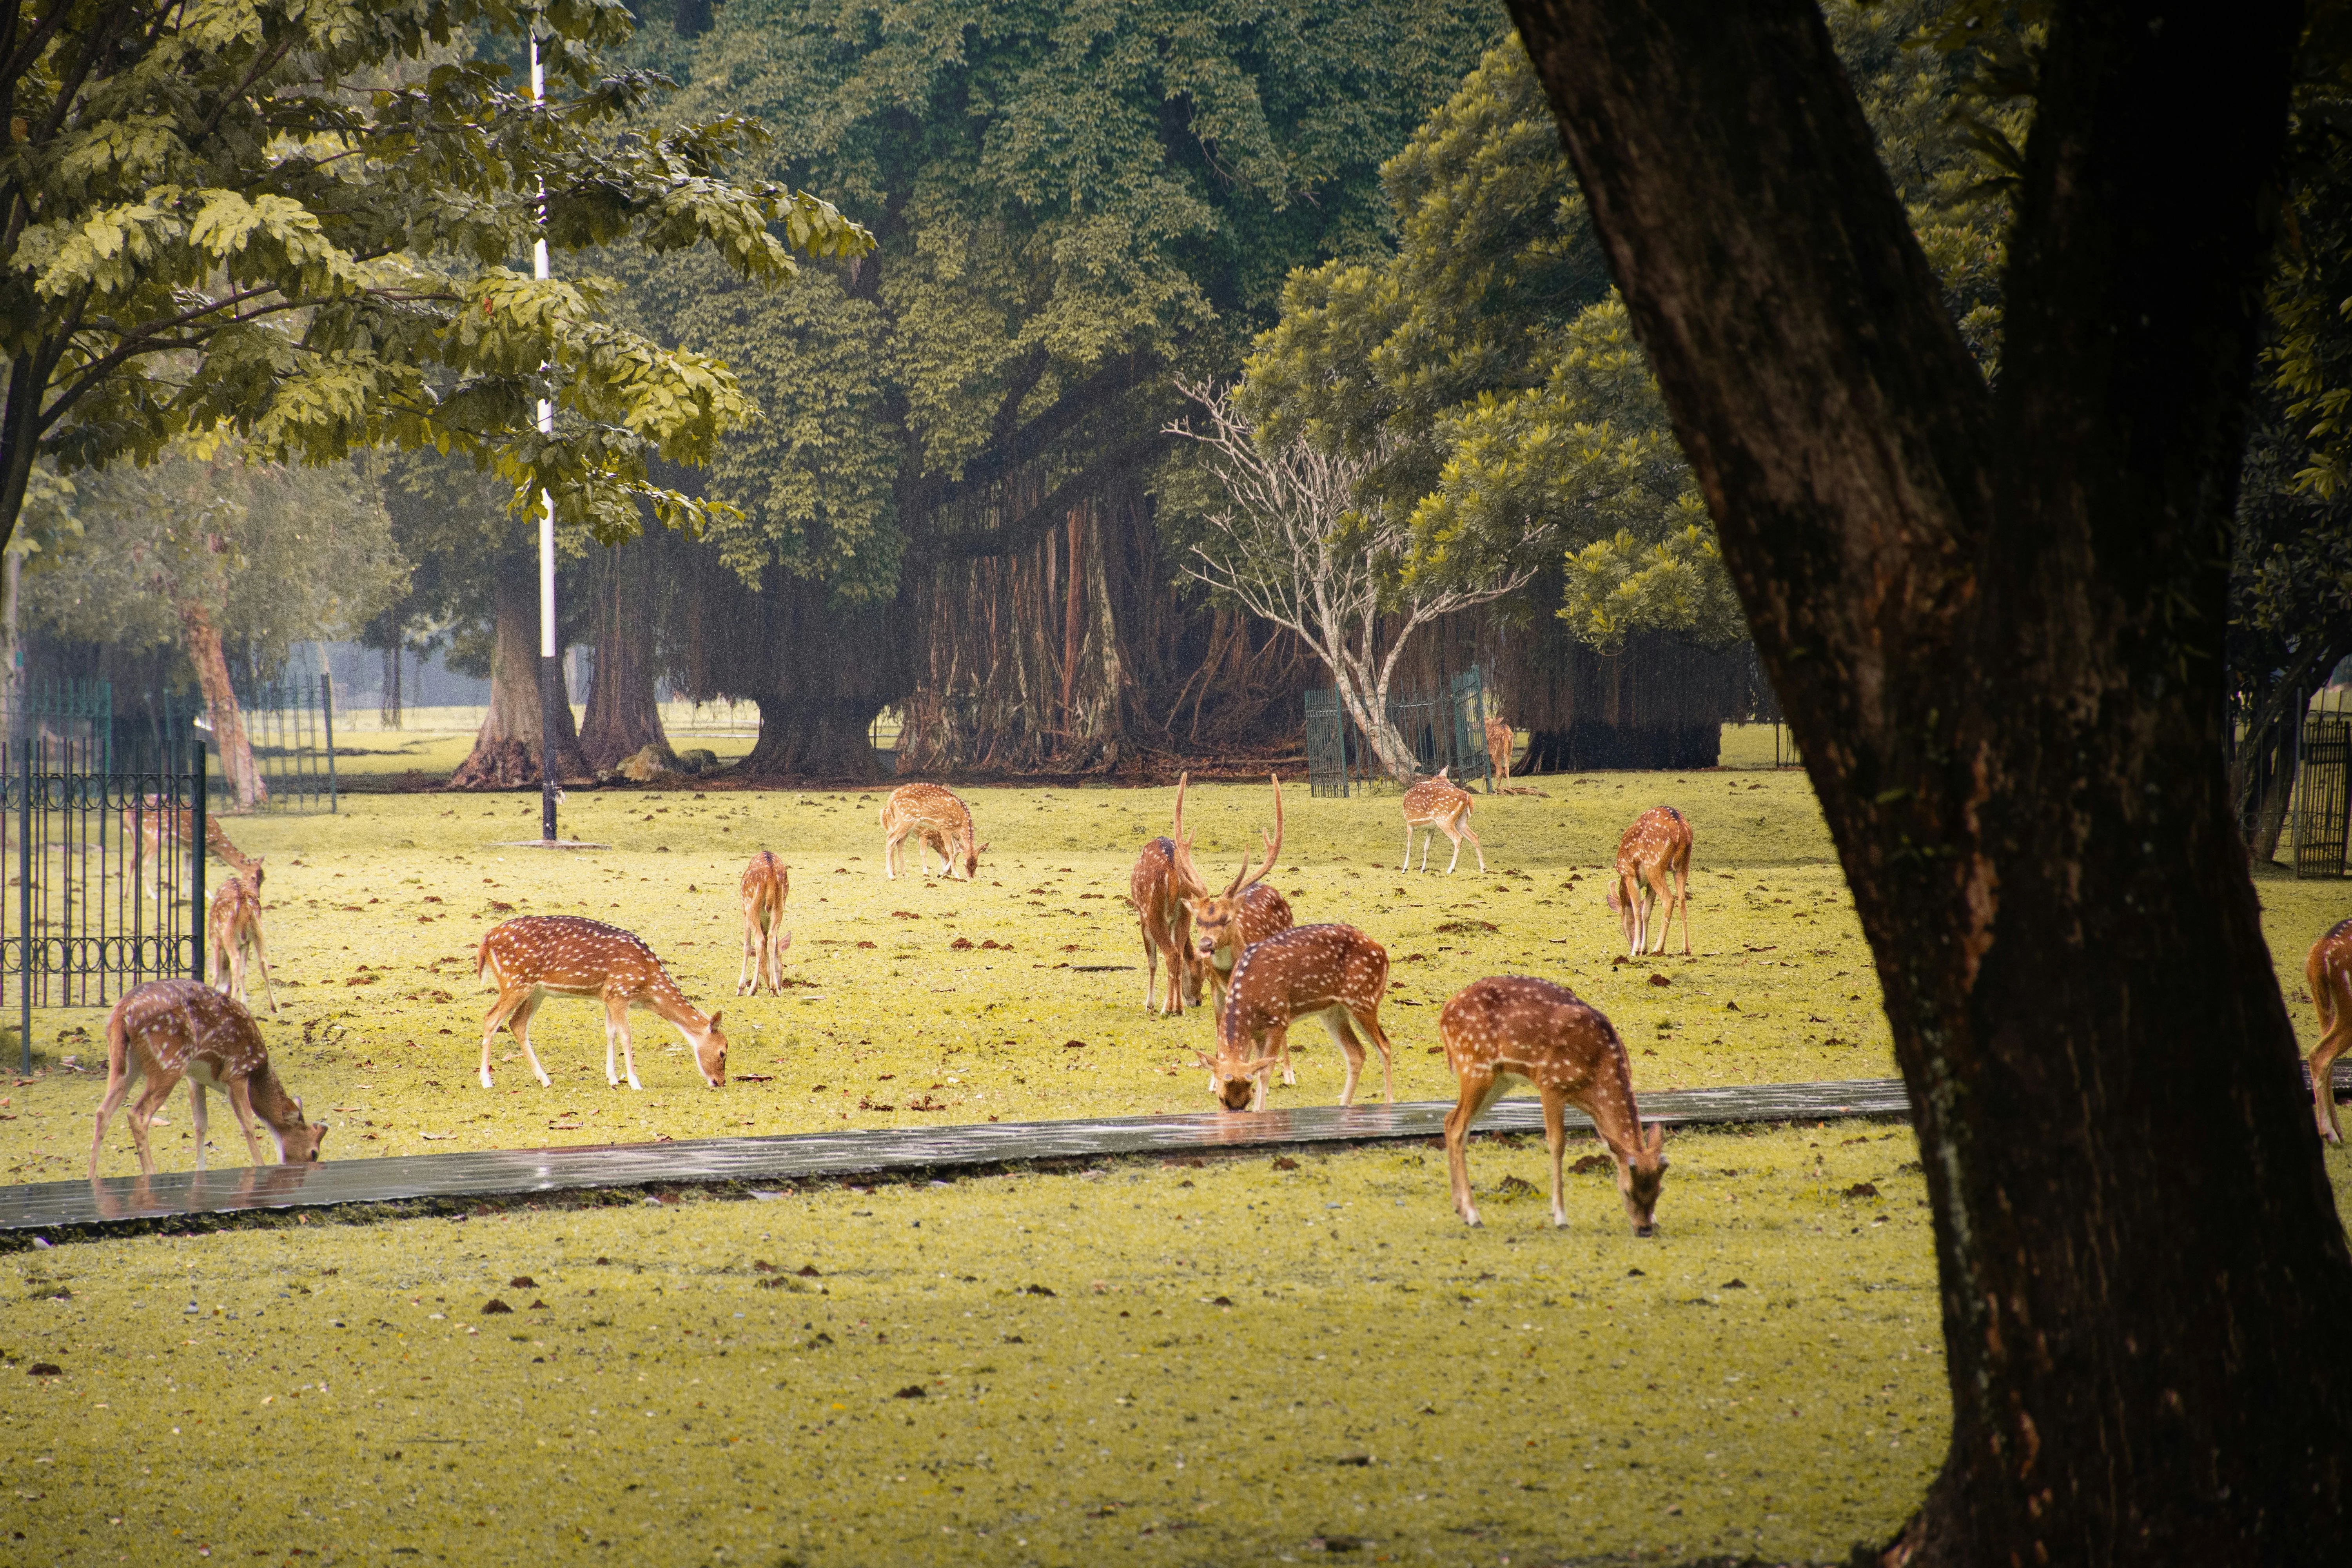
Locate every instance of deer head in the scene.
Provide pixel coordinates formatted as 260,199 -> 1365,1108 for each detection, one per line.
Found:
1611,1123 -> 1668,1236
271,1099 -> 328,1165
1192,1048 -> 1278,1112
1176,773 -> 1283,971
689,1010 -> 729,1086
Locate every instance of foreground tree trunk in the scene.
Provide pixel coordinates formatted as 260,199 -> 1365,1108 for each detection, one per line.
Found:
1504,0 -> 2352,1561
450,568 -> 592,789
176,599 -> 265,810
578,539 -> 675,773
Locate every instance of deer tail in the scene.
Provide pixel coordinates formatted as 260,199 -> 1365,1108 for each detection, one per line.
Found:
477,931 -> 496,987
103,995 -> 133,1089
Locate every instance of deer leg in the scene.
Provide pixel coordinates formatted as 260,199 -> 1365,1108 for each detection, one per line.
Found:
611,997 -> 642,1091
125,1076 -> 177,1179
1444,1069 -> 1510,1226
1400,822 -> 1413,872
249,927 -> 278,1014
1465,821 -> 1486,873
1141,923 -> 1161,1013
739,915 -> 759,996
1442,826 -> 1462,875
1357,1007 -> 1397,1104
1251,1026 -> 1289,1113
507,992 -> 552,1088
225,1078 -> 267,1167
1321,1010 -> 1366,1106
480,984 -> 528,1089
88,1061 -> 143,1181
2312,1024 -> 2352,1143
190,1082 -> 210,1173
1541,1087 -> 1571,1229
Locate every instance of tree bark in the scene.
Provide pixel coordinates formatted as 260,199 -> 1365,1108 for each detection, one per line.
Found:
1504,0 -> 2351,1562
176,599 -> 264,811
578,538 -> 675,773
738,694 -> 882,779
450,566 -> 592,789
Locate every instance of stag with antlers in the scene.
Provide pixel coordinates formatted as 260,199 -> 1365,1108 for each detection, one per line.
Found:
1439,976 -> 1666,1234
88,979 -> 325,1177
1607,806 -> 1693,956
1402,767 -> 1485,874
477,916 -> 727,1091
1199,923 -> 1395,1112
1129,788 -> 1205,1016
1171,773 -> 1295,1026
882,783 -> 985,881
738,851 -> 795,996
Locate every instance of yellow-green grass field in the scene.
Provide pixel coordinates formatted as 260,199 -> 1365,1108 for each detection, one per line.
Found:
3,769 -> 2349,1566
4,772 -> 2345,1179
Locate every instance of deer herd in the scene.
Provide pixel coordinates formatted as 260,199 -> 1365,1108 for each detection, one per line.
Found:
82,774 -> 2352,1238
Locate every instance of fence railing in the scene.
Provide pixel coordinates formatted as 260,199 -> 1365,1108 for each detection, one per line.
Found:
2294,715 -> 2352,879
2,733 -> 206,1072
1305,669 -> 1490,798
229,676 -> 338,814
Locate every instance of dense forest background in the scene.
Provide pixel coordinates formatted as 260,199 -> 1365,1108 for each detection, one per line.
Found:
15,0 -> 2350,843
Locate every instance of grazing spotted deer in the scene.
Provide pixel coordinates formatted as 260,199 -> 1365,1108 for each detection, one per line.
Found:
1401,767 -> 1485,874
1606,806 -> 1693,956
881,783 -> 985,881
477,916 -> 728,1091
205,874 -> 276,1014
737,851 -> 794,996
2307,920 -> 2352,1143
88,979 -> 325,1178
1438,976 -> 1666,1234
1485,716 -> 1515,783
1196,923 -> 1394,1112
1129,781 -> 1205,1016
1171,772 -> 1294,1027
122,799 -> 264,901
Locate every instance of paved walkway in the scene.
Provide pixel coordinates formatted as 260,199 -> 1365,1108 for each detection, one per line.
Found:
12,1062 -> 2345,1235
6,1077 -> 1912,1234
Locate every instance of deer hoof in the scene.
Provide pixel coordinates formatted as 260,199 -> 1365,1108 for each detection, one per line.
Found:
1462,1210 -> 1483,1228
478,1074 -> 494,1090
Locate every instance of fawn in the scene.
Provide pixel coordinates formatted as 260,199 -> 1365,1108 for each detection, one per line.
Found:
1130,828 -> 1205,1016
2308,919 -> 2352,1142
88,979 -> 325,1177
882,783 -> 985,880
1401,768 -> 1485,874
205,874 -> 276,1013
1485,716 -> 1515,783
1606,806 -> 1692,956
738,851 -> 794,996
477,916 -> 727,1091
1438,976 -> 1666,1233
1198,923 -> 1395,1112
122,799 -> 264,901
1171,772 -> 1294,1034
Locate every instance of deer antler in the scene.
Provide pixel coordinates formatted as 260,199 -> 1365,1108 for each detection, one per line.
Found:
1225,773 -> 1284,898
1170,772 -> 1210,897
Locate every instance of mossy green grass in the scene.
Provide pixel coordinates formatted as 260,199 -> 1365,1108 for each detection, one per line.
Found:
7,774 -> 2343,1179
3,770 -> 2348,1564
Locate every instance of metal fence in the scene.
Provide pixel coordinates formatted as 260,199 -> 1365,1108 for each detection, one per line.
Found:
231,675 -> 338,813
2294,715 -> 2352,878
1305,669 -> 1491,798
2,732 -> 207,1072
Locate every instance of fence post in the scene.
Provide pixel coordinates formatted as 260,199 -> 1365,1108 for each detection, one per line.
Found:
190,737 -> 206,983
321,672 -> 338,813
18,740 -> 29,1074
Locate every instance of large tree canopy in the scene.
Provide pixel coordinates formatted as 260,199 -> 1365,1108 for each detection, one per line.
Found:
0,0 -> 873,559
1503,0 -> 2350,1563
637,0 -> 1500,599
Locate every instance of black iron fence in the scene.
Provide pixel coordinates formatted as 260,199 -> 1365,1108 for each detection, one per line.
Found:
2,732 -> 207,1072
232,675 -> 338,813
2294,715 -> 2352,878
1305,669 -> 1490,798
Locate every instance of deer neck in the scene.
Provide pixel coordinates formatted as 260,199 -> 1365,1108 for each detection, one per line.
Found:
646,984 -> 710,1042
245,1062 -> 303,1131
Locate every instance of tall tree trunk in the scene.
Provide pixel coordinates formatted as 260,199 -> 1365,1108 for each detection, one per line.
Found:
578,539 -> 674,773
1061,509 -> 1082,735
1505,1 -> 2350,1563
176,599 -> 264,811
379,640 -> 402,729
739,695 -> 882,779
450,567 -> 592,789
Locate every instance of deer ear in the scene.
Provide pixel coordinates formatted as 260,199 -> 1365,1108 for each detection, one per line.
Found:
707,1010 -> 725,1032
1644,1123 -> 1664,1155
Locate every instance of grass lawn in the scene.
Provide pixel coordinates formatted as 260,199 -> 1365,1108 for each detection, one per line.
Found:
3,768 -> 2346,1566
